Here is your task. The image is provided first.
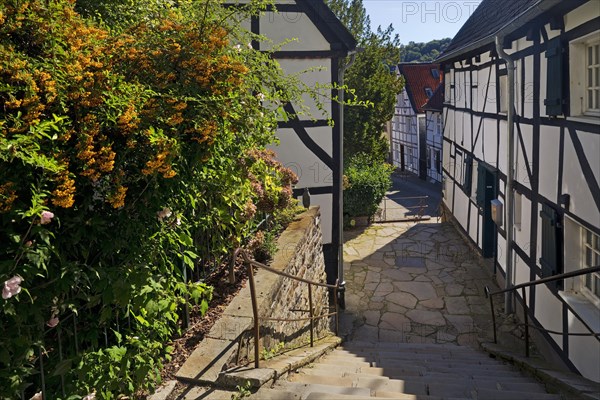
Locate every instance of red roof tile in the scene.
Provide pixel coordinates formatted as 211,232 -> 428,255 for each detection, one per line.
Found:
398,63 -> 443,114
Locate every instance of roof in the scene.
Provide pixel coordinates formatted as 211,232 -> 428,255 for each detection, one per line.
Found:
438,0 -> 564,62
300,0 -> 357,52
422,84 -> 444,112
398,63 -> 443,114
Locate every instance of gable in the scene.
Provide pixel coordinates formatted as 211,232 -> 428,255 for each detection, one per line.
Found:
398,63 -> 442,114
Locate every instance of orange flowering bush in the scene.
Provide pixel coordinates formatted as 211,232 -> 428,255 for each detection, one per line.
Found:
0,0 -> 300,397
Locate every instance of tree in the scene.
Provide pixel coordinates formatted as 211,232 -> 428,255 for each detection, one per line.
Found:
327,0 -> 404,162
400,38 -> 452,62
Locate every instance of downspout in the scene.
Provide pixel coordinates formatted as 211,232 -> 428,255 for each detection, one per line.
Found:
495,36 -> 515,314
337,49 -> 358,309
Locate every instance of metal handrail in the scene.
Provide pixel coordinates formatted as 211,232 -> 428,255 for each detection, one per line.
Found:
485,265 -> 600,357
239,250 -> 340,368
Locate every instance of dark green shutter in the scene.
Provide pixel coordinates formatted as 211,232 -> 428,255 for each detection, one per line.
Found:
476,163 -> 486,207
540,204 -> 559,280
544,37 -> 564,116
464,156 -> 473,196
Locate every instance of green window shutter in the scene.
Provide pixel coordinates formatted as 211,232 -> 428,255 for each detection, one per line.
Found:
464,155 -> 473,196
539,203 -> 562,290
544,37 -> 564,116
476,163 -> 486,207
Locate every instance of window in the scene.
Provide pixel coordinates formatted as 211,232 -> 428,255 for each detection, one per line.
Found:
582,227 -> 600,306
455,149 -> 463,184
499,73 -> 508,113
514,191 -> 522,231
431,68 -> 440,79
585,43 -> 600,114
426,148 -> 432,169
425,87 -> 434,98
569,32 -> 600,117
434,150 -> 441,174
436,115 -> 442,135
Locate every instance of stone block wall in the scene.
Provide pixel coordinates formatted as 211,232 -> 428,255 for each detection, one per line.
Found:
240,207 -> 333,362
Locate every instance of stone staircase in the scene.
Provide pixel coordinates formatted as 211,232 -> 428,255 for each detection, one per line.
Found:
250,341 -> 563,400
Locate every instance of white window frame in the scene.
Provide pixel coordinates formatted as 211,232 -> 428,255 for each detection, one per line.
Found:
581,226 -> 600,308
569,32 -> 600,118
585,42 -> 600,115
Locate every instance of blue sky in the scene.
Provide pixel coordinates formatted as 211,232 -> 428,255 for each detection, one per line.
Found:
363,0 -> 483,44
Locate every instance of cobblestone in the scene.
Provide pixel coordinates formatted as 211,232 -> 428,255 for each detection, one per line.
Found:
341,221 -> 502,347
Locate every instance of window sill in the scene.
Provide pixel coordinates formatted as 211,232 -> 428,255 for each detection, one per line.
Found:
567,115 -> 600,124
559,291 -> 600,333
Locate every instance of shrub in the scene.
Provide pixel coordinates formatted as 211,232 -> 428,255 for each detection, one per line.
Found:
0,0 -> 301,398
343,153 -> 393,219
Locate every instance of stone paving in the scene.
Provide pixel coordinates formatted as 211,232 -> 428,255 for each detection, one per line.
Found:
341,221 -> 507,348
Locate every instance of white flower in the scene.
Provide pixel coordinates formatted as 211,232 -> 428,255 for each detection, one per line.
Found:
176,217 -> 181,226
247,42 -> 253,49
256,93 -> 265,101
157,207 -> 172,221
30,392 -> 42,400
234,44 -> 242,52
83,392 -> 96,400
3,276 -> 23,300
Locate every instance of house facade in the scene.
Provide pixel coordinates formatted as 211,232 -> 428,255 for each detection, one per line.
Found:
422,85 -> 444,183
242,0 -> 357,291
439,0 -> 600,382
391,63 -> 443,181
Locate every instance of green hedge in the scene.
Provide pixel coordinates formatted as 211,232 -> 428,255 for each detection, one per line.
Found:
343,153 -> 393,219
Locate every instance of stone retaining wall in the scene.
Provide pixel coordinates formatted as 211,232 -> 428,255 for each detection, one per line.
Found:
239,206 -> 332,362
177,207 -> 333,383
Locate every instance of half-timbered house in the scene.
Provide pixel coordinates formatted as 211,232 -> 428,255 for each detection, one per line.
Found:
238,1 -> 357,293
422,84 -> 444,183
438,0 -> 600,382
391,63 -> 443,180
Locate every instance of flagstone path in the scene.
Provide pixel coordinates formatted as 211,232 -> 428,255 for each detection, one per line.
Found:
341,221 -> 508,347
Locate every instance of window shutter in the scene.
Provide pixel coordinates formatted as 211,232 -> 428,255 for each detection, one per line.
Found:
464,155 -> 473,196
476,163 -> 486,207
544,37 -> 564,116
540,203 -> 561,289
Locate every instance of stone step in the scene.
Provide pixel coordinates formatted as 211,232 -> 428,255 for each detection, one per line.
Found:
474,388 -> 562,400
350,366 -> 535,383
348,373 -> 530,391
287,372 -> 355,387
301,367 -> 543,391
316,357 -> 372,368
282,382 -> 372,398
330,350 -> 505,365
340,341 -> 479,353
370,360 -> 520,373
304,392 -> 428,400
302,363 -> 426,378
334,348 -> 487,359
249,388 -> 301,400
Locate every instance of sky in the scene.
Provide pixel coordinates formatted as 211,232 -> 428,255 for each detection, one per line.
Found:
363,0 -> 483,44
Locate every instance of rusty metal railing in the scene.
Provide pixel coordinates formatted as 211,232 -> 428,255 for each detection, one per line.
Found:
485,265 -> 600,357
376,195 -> 429,223
237,250 -> 340,368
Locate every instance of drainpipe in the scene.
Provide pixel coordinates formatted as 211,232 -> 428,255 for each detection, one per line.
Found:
337,49 -> 358,309
495,36 -> 515,314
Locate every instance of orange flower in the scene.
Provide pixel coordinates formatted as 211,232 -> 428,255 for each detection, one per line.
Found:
107,185 -> 127,209
0,182 -> 18,213
51,172 -> 76,208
